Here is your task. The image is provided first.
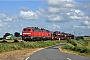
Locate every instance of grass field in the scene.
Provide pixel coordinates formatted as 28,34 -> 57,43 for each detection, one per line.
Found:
84,37 -> 90,40
61,38 -> 90,57
0,40 -> 66,53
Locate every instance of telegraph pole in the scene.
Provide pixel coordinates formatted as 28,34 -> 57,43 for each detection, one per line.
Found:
74,31 -> 75,40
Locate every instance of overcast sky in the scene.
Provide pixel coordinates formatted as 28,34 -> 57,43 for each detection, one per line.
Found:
0,0 -> 90,37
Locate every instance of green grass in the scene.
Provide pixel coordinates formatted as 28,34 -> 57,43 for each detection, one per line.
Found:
84,37 -> 90,40
0,40 -> 66,53
62,39 -> 90,57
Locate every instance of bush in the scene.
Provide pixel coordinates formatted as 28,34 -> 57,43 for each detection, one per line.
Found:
72,47 -> 90,53
78,40 -> 88,46
67,39 -> 77,46
62,43 -> 74,49
14,39 -> 19,42
14,32 -> 20,37
76,36 -> 84,40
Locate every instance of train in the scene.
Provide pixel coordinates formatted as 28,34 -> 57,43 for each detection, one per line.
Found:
22,27 -> 74,41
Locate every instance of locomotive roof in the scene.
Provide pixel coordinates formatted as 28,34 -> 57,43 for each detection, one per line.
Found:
24,27 -> 38,29
24,27 -> 40,30
23,27 -> 51,32
25,27 -> 41,31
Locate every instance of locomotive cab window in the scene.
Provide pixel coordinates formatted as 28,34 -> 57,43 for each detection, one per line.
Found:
28,29 -> 31,31
23,29 -> 26,31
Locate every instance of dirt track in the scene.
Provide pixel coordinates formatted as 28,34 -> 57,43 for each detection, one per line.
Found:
0,48 -> 43,60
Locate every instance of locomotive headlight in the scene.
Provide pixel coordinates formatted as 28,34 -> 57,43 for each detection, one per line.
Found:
23,33 -> 26,34
27,33 -> 31,34
23,33 -> 31,34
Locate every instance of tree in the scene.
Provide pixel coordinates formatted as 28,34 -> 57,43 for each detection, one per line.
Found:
14,32 -> 20,37
3,33 -> 11,39
0,38 -> 3,40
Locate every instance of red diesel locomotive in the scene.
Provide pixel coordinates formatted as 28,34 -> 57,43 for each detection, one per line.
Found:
22,27 -> 74,41
22,27 -> 52,41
